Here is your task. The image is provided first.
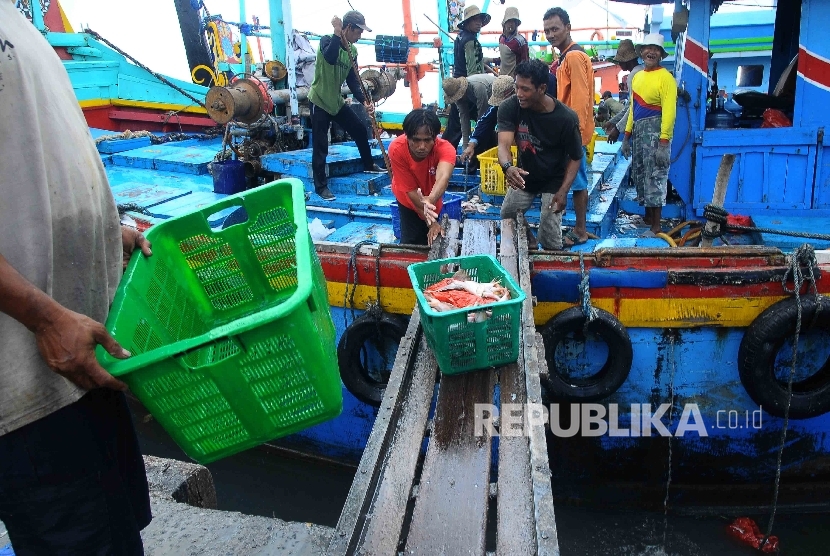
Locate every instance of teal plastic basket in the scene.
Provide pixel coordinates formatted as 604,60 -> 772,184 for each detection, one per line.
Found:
97,178 -> 342,464
407,255 -> 525,375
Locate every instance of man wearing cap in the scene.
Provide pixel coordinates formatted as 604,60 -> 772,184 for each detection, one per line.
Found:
498,7 -> 529,78
460,75 -> 515,173
498,60 -> 584,250
604,39 -> 642,144
307,11 -> 383,202
622,33 -> 677,236
543,7 -> 593,248
389,109 -> 456,246
443,73 -> 495,149
444,5 -> 491,149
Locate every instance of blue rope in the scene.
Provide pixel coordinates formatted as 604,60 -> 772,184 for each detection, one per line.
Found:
762,243 -> 822,549
578,252 -> 597,327
344,240 -> 378,328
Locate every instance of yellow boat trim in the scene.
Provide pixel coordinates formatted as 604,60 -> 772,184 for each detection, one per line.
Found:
328,283 -> 416,315
78,98 -> 208,115
379,122 -> 404,131
111,99 -> 208,115
533,296 -> 788,328
79,99 -> 112,109
327,282 -> 787,328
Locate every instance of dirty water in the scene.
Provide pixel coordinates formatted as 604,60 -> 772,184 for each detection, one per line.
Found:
129,399 -> 830,555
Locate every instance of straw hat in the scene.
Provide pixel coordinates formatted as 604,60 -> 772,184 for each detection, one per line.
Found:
636,33 -> 669,59
458,5 -> 491,30
488,75 -> 515,106
610,39 -> 637,63
502,7 -> 521,26
443,76 -> 468,104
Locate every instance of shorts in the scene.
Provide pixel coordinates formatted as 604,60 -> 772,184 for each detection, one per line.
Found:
500,187 -> 563,250
570,147 -> 589,192
397,201 -> 429,245
0,389 -> 151,555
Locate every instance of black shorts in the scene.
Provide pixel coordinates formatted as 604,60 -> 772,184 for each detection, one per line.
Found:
397,202 -> 429,245
0,389 -> 151,555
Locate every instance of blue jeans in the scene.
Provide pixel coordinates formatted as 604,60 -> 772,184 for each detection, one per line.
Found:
570,146 -> 589,192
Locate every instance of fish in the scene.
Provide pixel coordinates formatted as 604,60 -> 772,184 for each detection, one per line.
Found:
422,271 -> 511,312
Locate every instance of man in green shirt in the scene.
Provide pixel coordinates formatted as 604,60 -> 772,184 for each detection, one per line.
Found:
308,11 -> 383,201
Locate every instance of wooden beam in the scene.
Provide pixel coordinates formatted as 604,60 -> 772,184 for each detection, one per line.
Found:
404,220 -> 498,555
517,214 -> 560,555
327,218 -> 459,555
495,219 -> 536,555
701,154 -> 736,248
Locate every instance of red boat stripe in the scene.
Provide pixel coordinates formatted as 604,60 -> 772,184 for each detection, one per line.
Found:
798,45 -> 830,92
683,35 -> 708,76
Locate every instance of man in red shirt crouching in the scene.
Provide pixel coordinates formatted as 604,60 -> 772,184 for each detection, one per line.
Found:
390,109 -> 456,245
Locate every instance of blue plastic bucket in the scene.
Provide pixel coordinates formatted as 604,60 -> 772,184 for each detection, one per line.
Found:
391,193 -> 463,240
212,159 -> 246,195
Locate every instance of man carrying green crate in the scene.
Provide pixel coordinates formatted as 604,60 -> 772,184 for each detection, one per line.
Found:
0,5 -> 153,554
498,59 -> 583,250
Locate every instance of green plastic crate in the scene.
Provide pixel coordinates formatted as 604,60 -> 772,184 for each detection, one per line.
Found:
407,255 -> 526,375
97,178 -> 341,464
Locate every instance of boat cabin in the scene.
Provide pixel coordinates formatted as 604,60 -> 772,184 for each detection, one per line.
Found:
643,0 -> 830,223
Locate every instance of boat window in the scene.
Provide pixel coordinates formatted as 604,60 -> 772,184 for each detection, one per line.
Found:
736,65 -> 764,88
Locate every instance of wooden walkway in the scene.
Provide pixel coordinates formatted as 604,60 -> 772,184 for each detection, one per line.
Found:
328,216 -> 558,555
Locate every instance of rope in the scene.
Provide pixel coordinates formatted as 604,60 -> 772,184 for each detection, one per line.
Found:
344,240 -> 379,329
578,252 -> 597,327
84,29 -> 207,109
702,204 -> 830,242
729,224 -> 830,241
342,38 -> 393,178
761,244 -> 822,550
342,240 -> 391,378
662,330 -> 678,551
95,130 -> 221,146
117,203 -> 153,216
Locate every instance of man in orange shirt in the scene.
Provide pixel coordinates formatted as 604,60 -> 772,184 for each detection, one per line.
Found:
544,7 -> 594,247
389,109 -> 456,246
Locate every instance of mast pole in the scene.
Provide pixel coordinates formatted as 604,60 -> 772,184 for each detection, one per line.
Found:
402,0 -> 422,108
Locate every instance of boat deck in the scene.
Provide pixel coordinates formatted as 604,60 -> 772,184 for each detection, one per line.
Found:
328,216 -> 558,555
97,131 -> 658,251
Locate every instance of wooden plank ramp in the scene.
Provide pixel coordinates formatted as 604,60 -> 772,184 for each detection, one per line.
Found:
328,215 -> 558,556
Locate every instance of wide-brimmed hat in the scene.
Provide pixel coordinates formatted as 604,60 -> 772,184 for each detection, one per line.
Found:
636,33 -> 669,59
458,5 -> 491,30
610,39 -> 637,63
342,10 -> 372,32
488,75 -> 515,106
502,7 -> 521,26
443,76 -> 468,104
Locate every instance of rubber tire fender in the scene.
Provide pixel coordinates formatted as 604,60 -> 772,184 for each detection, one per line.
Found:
540,306 -> 633,402
337,312 -> 408,407
738,294 -> 830,419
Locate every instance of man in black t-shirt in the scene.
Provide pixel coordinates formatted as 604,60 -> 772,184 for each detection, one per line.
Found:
498,59 -> 583,250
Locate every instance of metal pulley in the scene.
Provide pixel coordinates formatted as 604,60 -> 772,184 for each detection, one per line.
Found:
360,69 -> 398,103
205,78 -> 274,124
264,60 -> 287,81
